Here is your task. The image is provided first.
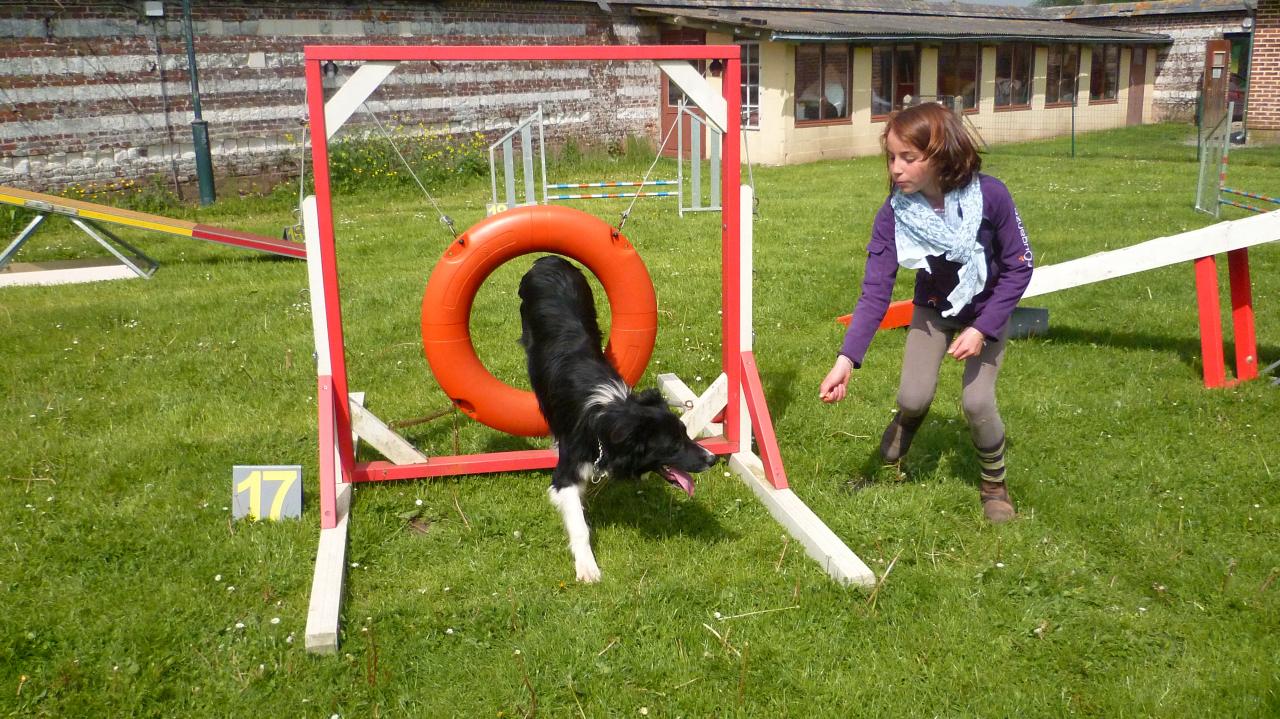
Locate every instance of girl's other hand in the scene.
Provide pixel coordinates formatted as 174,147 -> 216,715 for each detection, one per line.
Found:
819,355 -> 854,403
948,327 -> 986,360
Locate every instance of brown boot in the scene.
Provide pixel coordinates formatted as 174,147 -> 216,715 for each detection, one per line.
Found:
880,411 -> 926,463
980,480 -> 1015,523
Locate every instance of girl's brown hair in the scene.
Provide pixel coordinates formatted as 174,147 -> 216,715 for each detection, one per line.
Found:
881,103 -> 981,194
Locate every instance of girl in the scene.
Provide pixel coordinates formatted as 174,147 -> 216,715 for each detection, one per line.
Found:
818,103 -> 1033,523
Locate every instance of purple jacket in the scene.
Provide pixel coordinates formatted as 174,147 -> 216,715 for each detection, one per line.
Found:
839,174 -> 1033,367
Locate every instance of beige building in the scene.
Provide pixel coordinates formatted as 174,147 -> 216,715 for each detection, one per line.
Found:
638,5 -> 1170,165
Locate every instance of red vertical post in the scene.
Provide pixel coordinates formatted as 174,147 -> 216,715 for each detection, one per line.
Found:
304,57 -> 356,481
721,52 -> 742,451
740,352 -> 788,489
1227,248 -> 1258,383
1194,256 -> 1227,388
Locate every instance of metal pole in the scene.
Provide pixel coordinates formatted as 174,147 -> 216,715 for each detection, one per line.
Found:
182,0 -> 216,205
1070,93 -> 1076,159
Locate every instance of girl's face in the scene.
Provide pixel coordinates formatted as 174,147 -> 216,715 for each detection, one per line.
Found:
885,130 -> 942,200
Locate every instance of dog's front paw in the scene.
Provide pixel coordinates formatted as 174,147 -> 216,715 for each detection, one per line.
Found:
576,559 -> 602,583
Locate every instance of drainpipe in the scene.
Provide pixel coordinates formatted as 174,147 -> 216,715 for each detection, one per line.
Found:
182,0 -> 216,205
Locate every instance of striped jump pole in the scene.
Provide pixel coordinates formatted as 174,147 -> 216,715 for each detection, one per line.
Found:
1217,123 -> 1279,215
1220,186 -> 1280,214
546,180 -> 677,189
544,191 -> 677,200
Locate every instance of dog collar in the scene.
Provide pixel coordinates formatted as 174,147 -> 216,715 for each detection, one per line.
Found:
592,440 -> 609,482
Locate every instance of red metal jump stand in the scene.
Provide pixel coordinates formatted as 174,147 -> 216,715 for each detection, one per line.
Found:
1194,248 -> 1258,388
302,44 -> 875,654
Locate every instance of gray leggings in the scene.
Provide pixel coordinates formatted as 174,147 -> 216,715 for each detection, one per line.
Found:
896,306 -> 1007,449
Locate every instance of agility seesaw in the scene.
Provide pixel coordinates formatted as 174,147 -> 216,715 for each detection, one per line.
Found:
0,184 -> 305,287
299,44 -> 876,654
839,209 -> 1279,388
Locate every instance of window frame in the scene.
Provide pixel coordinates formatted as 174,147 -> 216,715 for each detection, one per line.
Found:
1089,43 -> 1121,103
793,42 -> 852,125
994,42 -> 1034,110
740,41 -> 761,130
1045,43 -> 1080,107
937,43 -> 982,113
870,43 -> 921,120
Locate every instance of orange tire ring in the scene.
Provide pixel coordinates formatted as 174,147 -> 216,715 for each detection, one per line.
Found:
421,205 -> 657,437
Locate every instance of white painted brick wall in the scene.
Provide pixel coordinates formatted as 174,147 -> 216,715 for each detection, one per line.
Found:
0,0 -> 656,192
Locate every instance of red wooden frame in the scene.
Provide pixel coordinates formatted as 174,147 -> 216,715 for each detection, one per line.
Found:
305,45 -> 789,528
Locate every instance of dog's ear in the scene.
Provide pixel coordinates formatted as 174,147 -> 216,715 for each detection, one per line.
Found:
633,388 -> 667,409
607,421 -> 638,447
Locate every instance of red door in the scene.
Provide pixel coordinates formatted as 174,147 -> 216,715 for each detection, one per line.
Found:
659,28 -> 706,159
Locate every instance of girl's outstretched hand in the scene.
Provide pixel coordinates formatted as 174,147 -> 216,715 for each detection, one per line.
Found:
948,327 -> 986,360
819,355 -> 854,403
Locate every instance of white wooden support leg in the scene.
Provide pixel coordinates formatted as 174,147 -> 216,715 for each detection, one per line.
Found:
304,393 -> 364,654
657,372 -> 727,438
304,481 -> 351,653
728,452 -> 876,588
349,402 -> 428,465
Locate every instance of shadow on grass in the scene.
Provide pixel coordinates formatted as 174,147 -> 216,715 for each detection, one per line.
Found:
1031,323 -> 1279,379
583,474 -> 735,545
392,420 -> 732,542
842,414 -> 992,491
760,365 -> 800,422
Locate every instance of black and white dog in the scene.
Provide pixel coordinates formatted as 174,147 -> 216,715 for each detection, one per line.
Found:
519,255 -> 717,582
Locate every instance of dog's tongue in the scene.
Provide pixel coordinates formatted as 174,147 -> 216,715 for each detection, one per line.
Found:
661,466 -> 695,497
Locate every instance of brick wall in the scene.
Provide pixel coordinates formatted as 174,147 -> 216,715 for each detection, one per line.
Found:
1069,10 -> 1251,122
1253,0 -> 1280,134
0,1 -> 658,192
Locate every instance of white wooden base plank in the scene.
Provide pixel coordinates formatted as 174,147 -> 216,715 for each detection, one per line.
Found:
656,372 -> 726,438
349,401 -> 428,465
729,452 -> 877,588
305,481 -> 350,654
0,258 -> 140,287
304,392 -> 363,655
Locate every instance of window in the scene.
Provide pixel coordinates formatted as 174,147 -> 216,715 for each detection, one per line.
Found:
1090,44 -> 1120,102
794,44 -> 850,122
740,42 -> 760,129
995,43 -> 1033,108
1046,44 -> 1079,105
666,60 -> 707,107
938,44 -> 980,111
871,45 -> 919,117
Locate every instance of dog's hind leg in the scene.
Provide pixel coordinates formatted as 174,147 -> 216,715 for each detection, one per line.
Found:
548,482 -> 601,583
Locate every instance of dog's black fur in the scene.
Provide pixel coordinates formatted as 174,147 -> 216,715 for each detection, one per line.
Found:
519,255 -> 717,581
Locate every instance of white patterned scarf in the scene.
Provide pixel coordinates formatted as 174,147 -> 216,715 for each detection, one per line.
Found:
890,176 -> 986,317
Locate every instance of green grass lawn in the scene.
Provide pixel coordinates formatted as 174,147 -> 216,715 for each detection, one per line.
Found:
2,124 -> 1278,717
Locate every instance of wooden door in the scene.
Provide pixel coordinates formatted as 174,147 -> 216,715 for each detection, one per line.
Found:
659,27 -> 706,159
1200,40 -> 1232,130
